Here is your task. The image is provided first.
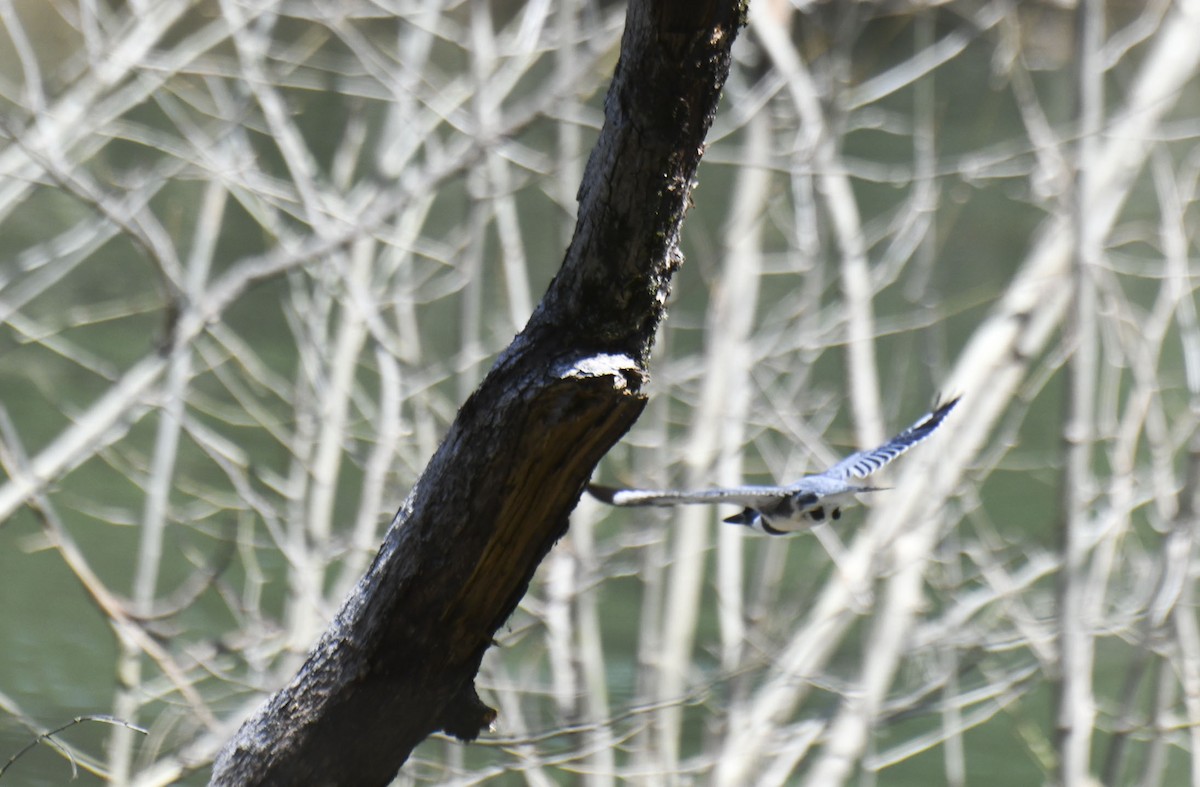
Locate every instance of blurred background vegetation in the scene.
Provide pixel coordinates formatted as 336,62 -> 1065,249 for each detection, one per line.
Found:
1,0 -> 1199,784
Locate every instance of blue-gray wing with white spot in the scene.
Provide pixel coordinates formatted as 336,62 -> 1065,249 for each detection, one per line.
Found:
587,483 -> 788,509
820,396 -> 960,482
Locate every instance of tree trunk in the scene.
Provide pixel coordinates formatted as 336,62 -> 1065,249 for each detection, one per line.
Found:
210,1 -> 746,784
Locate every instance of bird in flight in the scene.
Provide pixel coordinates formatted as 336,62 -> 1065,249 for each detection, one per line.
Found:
588,396 -> 960,536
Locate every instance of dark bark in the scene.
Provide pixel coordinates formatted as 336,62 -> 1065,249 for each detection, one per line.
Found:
210,1 -> 745,784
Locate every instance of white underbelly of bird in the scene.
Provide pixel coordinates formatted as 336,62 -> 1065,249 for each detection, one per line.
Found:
588,396 -> 959,536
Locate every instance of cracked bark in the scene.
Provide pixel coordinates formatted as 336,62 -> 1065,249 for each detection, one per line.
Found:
210,1 -> 745,784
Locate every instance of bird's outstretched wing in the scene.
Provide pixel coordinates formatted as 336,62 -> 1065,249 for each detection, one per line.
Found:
819,396 -> 960,482
587,483 -> 788,509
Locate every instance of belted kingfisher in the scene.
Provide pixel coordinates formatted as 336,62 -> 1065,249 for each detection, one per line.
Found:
588,396 -> 959,535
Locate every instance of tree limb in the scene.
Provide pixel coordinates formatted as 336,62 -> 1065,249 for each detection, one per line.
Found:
210,1 -> 746,784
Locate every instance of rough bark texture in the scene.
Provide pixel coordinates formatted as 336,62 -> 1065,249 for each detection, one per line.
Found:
210,1 -> 745,784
